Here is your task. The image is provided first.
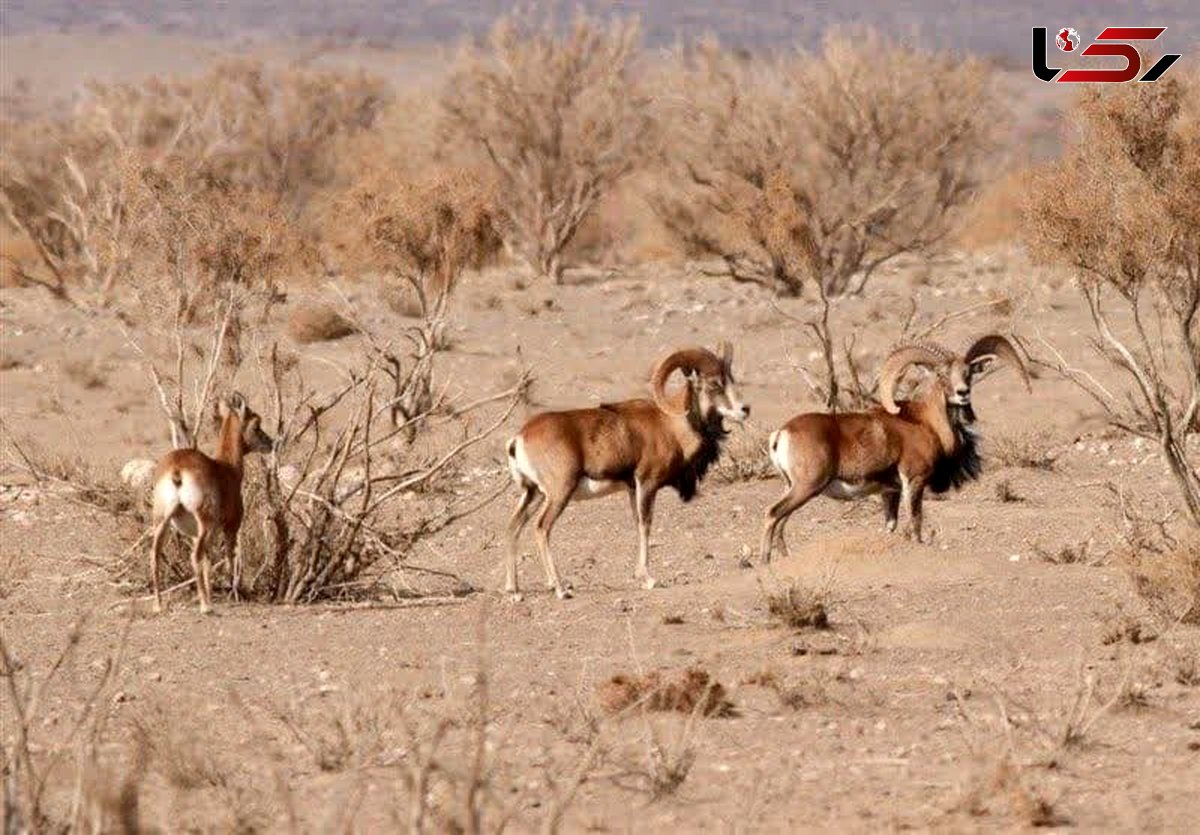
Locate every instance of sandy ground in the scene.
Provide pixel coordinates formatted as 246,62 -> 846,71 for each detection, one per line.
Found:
2,245 -> 1198,831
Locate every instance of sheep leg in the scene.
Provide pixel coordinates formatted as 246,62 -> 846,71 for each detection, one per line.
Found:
505,486 -> 542,598
900,475 -> 928,543
149,516 -> 172,614
631,481 -> 658,590
534,495 -> 573,600
189,519 -> 212,614
759,480 -> 823,564
882,489 -> 901,533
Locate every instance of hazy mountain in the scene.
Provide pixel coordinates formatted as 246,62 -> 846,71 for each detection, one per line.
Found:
2,1 -> 1195,59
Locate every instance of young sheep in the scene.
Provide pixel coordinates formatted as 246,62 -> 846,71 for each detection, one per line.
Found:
760,335 -> 1029,560
148,393 -> 273,613
505,343 -> 749,599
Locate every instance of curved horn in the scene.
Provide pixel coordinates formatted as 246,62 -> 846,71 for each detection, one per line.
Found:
718,340 -> 734,378
227,391 -> 248,418
651,347 -> 724,416
877,343 -> 952,415
965,334 -> 1030,392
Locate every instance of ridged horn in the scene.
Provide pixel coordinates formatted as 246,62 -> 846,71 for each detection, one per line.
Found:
718,340 -> 733,378
219,391 -> 248,420
878,344 -> 952,415
965,335 -> 1030,391
651,347 -> 725,416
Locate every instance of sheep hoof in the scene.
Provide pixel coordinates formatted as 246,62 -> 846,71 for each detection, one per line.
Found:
641,576 -> 658,591
555,584 -> 574,600
507,591 -> 524,603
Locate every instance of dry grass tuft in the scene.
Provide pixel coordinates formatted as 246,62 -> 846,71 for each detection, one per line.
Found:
1119,532 -> 1200,625
133,713 -> 229,790
994,479 -> 1024,503
712,429 -> 774,483
1172,651 -> 1200,686
62,358 -> 109,390
763,579 -> 830,630
286,303 -> 357,344
991,430 -> 1058,471
1036,541 -> 1094,566
961,755 -> 1069,827
596,666 -> 735,718
1100,612 -> 1157,646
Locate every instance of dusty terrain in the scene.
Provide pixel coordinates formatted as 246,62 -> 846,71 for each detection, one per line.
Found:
3,246 -> 1199,831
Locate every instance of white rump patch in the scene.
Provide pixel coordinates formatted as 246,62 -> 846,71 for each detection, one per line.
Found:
152,471 -> 204,536
508,436 -> 541,490
769,430 -> 792,485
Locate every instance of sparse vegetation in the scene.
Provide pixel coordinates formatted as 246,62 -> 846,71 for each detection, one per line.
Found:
442,12 -> 653,282
4,15 -> 1200,832
1025,74 -> 1200,527
653,31 -> 998,297
991,429 -> 1058,471
1119,532 -> 1200,626
994,479 -> 1024,504
762,578 -> 830,630
286,302 -> 358,344
1036,541 -> 1094,566
596,666 -> 735,718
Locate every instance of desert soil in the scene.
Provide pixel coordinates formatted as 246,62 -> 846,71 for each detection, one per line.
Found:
2,245 -> 1199,832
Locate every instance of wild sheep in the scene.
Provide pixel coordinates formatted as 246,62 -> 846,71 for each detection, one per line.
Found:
506,343 -> 749,599
760,335 -> 1029,560
148,393 -> 273,613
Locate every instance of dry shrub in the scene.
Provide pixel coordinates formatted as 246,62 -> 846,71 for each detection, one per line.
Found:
712,428 -> 774,483
132,711 -> 229,790
1,148 -> 154,302
1025,74 -> 1200,526
1119,532 -> 1200,625
955,168 -> 1035,250
266,692 -> 399,773
340,167 -> 502,324
1035,541 -> 1094,566
441,11 -> 654,282
62,358 -> 108,390
137,160 -> 309,331
994,479 -> 1024,503
0,621 -> 139,833
959,755 -> 1068,827
763,579 -> 830,630
74,58 -> 387,206
743,668 -> 832,711
653,31 -> 998,296
1,58 -> 379,303
1172,650 -> 1200,686
3,436 -> 143,521
1100,611 -> 1157,646
991,429 -> 1058,471
286,303 -> 357,344
596,667 -> 735,718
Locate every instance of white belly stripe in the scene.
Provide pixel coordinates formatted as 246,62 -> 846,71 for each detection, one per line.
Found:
572,478 -> 624,501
